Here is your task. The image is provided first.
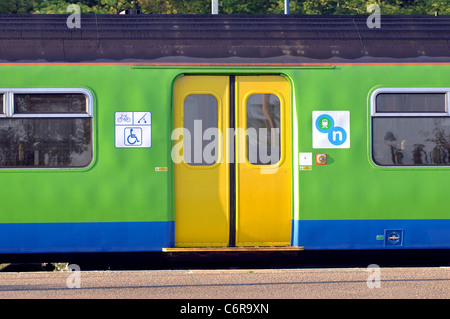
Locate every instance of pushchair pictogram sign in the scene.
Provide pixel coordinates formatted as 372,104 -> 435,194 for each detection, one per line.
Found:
115,112 -> 151,148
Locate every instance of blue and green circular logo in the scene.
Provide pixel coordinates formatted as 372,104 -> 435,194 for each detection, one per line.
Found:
315,114 -> 347,146
315,115 -> 334,133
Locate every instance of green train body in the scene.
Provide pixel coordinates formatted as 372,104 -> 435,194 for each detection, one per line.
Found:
0,15 -> 449,254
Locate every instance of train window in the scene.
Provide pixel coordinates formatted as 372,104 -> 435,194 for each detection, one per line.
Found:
371,89 -> 450,166
183,94 -> 218,166
372,117 -> 450,165
246,94 -> 280,165
14,94 -> 87,113
376,93 -> 446,113
0,118 -> 92,167
0,89 -> 93,168
0,94 -> 3,113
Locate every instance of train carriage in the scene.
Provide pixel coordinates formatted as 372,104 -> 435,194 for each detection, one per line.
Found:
0,14 -> 449,258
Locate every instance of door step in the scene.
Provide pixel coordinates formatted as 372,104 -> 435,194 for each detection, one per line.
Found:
162,246 -> 304,253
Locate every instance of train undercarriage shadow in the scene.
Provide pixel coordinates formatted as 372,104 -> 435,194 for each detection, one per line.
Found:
1,249 -> 449,271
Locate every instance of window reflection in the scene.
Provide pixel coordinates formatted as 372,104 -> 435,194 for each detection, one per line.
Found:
183,94 -> 218,166
376,93 -> 446,113
373,117 -> 450,166
246,94 -> 280,165
0,118 -> 92,167
15,94 -> 87,113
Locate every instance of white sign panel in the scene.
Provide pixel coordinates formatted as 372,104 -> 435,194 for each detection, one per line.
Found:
115,112 -> 151,148
312,111 -> 350,149
299,152 -> 312,166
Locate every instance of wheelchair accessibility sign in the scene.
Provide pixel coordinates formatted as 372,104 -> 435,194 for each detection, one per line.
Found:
313,111 -> 350,148
115,112 -> 151,148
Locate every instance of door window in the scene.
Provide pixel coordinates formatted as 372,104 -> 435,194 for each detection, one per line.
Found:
246,93 -> 281,165
183,94 -> 219,166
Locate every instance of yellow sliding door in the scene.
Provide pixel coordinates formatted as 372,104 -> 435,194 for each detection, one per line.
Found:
173,75 -> 291,247
173,76 -> 229,247
235,76 -> 291,246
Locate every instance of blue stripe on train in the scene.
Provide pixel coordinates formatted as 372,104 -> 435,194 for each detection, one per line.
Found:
1,219 -> 448,253
0,221 -> 174,253
292,219 -> 450,250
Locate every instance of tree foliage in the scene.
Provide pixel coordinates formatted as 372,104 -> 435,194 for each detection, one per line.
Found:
0,0 -> 35,13
136,0 -> 209,14
0,0 -> 449,15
